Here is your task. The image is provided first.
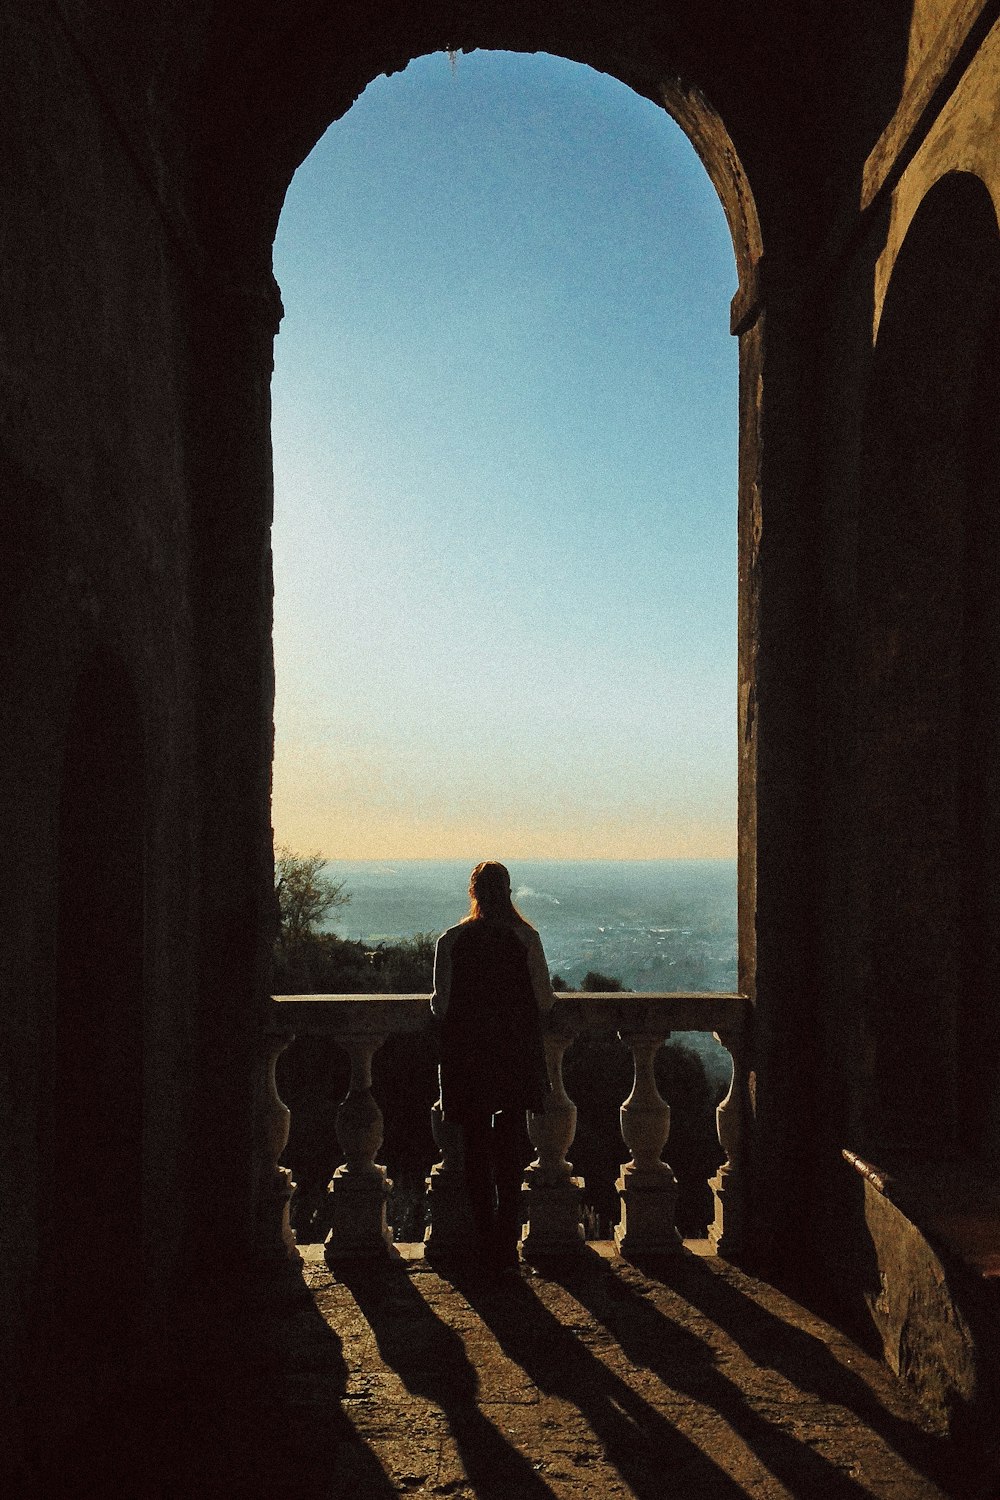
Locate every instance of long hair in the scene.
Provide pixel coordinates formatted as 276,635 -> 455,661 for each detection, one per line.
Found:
463,861 -> 534,929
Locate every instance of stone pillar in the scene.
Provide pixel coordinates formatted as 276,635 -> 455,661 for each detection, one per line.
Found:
326,1032 -> 393,1260
254,1029 -> 302,1266
615,1030 -> 680,1255
709,1027 -> 744,1256
424,1099 -> 476,1253
522,1029 -> 585,1254
186,271 -> 284,1269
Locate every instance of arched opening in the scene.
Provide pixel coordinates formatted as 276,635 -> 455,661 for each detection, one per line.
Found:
270,48 -> 751,960
185,16 -> 769,1262
266,46 -> 757,1245
856,172 -> 1000,1160
36,647 -> 146,1413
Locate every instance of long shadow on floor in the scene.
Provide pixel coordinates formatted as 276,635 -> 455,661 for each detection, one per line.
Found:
550,1251 -> 964,1497
37,1279 -> 400,1500
447,1254 -> 908,1500
336,1259 -> 559,1499
440,1258 -> 779,1500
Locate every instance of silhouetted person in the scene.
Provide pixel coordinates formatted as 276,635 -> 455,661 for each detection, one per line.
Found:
431,862 -> 553,1269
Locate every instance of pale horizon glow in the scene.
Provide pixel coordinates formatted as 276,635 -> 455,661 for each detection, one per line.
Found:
271,51 -> 738,861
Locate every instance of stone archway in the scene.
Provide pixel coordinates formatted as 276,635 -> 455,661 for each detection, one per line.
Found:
208,27 -> 766,977
185,3 -> 860,1269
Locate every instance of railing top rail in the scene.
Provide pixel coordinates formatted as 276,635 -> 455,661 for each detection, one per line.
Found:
271,991 -> 747,1038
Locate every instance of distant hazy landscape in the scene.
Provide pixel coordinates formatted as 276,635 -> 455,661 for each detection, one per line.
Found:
320,857 -> 737,1091
325,857 -> 738,995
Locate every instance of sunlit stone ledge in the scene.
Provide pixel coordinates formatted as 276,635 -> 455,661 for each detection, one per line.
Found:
273,991 -> 745,1034
262,991 -> 748,1266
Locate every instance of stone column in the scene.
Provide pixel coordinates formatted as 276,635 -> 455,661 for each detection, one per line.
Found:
254,1029 -> 302,1266
522,1029 -> 585,1254
615,1030 -> 680,1254
186,270 -> 284,1269
326,1032 -> 393,1260
424,1099 -> 476,1253
709,1027 -> 744,1256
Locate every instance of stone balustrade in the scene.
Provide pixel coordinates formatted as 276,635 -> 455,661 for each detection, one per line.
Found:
267,991 -> 747,1262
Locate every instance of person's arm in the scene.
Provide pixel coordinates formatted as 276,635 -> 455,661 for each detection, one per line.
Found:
430,930 -> 452,1017
526,929 -> 555,1014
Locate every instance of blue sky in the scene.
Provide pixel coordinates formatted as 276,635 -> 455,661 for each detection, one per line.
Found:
270,50 -> 738,860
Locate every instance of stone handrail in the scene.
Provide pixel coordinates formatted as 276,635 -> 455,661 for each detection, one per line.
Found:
265,992 -> 747,1262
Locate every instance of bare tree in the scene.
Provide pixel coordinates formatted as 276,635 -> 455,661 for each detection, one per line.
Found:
274,846 -> 350,948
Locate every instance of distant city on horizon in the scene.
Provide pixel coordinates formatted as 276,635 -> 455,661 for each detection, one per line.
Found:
315,855 -> 738,1001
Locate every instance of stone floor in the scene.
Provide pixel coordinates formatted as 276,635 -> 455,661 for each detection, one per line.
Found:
47,1244 -> 992,1499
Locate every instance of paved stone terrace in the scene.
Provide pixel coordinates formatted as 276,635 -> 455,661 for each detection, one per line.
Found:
51,1245 -> 985,1499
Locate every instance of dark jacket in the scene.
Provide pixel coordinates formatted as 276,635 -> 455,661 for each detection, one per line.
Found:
435,920 -> 550,1121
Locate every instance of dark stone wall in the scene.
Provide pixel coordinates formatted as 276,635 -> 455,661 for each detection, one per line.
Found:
853,173 -> 1000,1159
0,4 -> 201,1464
805,9 -> 1000,1430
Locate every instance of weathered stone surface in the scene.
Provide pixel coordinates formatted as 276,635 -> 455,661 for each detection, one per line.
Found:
21,1247 -> 989,1495
843,1166 -> 1000,1459
153,1245 -> 973,1499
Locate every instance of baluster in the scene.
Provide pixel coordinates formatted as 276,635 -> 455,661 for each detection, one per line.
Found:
424,1098 -> 476,1253
709,1027 -> 744,1256
522,1027 -> 585,1254
326,1031 -> 393,1259
254,1029 -> 302,1267
615,1029 -> 680,1254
